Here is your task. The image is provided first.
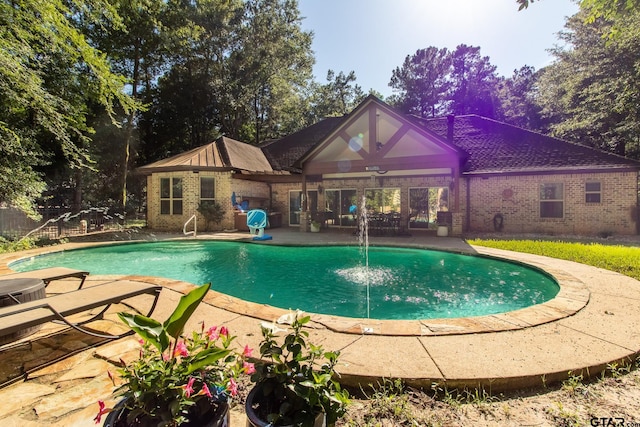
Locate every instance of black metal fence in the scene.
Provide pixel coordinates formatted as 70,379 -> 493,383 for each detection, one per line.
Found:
0,206 -> 143,241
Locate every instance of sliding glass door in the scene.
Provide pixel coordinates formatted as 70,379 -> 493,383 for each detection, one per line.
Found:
325,189 -> 357,227
408,187 -> 449,229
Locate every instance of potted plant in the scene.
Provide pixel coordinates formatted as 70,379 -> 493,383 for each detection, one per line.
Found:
94,284 -> 253,426
310,220 -> 321,233
245,312 -> 350,427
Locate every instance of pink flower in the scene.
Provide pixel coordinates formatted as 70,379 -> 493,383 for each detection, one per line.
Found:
94,400 -> 110,424
243,345 -> 253,357
183,377 -> 196,398
202,383 -> 212,398
229,378 -> 238,397
162,352 -> 170,361
206,326 -> 219,341
174,340 -> 188,358
243,361 -> 256,375
220,326 -> 229,337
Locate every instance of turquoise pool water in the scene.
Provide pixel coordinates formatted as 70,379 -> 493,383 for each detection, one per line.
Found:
11,241 -> 559,320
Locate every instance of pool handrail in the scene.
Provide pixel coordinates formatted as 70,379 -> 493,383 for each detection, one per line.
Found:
183,214 -> 197,237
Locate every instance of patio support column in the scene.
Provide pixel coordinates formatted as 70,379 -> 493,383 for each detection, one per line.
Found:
301,173 -> 308,211
300,173 -> 309,232
451,165 -> 463,236
453,165 -> 460,212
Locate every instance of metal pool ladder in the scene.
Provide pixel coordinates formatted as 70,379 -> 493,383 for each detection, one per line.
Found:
183,214 -> 197,237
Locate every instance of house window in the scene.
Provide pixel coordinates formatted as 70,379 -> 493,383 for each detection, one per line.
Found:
200,177 -> 215,202
585,182 -> 601,203
160,177 -> 183,215
540,183 -> 563,218
364,188 -> 401,214
325,189 -> 357,226
408,187 -> 449,229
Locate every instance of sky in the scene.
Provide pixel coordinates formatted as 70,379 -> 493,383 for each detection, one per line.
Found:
297,0 -> 580,98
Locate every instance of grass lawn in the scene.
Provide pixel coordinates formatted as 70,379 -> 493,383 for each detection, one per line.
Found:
467,238 -> 640,281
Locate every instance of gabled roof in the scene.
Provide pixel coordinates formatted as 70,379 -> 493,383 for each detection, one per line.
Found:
137,136 -> 274,175
260,117 -> 345,172
414,115 -> 640,174
293,95 -> 465,175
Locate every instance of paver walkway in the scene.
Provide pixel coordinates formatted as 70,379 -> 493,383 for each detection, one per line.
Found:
0,228 -> 639,426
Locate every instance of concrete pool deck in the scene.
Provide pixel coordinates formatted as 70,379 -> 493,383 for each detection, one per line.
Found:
1,228 -> 639,426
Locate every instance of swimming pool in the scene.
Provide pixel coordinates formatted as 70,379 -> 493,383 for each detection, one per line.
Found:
11,241 -> 559,320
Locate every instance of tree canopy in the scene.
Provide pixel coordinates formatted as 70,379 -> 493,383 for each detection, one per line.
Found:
2,0 -> 640,219
389,45 -> 500,119
0,0 -> 136,215
536,8 -> 640,157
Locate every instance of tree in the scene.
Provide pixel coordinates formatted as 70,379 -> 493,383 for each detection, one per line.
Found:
137,0 -> 314,163
230,0 -> 314,144
498,66 -> 545,130
0,0 -> 136,215
389,47 -> 451,118
536,9 -> 640,158
518,0 -> 640,36
308,70 -> 365,120
449,44 -> 501,117
389,45 -> 500,119
87,0 -> 165,211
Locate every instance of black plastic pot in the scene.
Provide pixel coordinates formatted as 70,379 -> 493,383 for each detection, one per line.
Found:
103,398 -> 229,427
245,385 -> 325,427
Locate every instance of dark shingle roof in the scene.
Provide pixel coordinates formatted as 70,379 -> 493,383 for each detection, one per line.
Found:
260,117 -> 344,171
415,115 -> 640,174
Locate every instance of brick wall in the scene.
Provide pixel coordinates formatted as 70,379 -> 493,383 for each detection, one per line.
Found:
464,171 -> 639,235
147,171 -> 237,231
148,170 -> 638,236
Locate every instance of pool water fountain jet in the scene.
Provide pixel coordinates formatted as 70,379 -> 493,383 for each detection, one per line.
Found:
357,195 -> 370,319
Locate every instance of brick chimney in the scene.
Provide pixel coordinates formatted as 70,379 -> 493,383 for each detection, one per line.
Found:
447,115 -> 455,142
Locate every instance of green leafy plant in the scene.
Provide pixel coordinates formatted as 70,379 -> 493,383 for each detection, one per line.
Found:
197,201 -> 225,230
94,284 -> 252,426
248,312 -> 350,427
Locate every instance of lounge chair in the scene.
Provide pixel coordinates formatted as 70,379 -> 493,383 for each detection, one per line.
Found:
0,280 -> 161,341
1,267 -> 89,289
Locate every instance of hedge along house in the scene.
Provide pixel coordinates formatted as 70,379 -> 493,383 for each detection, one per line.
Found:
139,96 -> 640,236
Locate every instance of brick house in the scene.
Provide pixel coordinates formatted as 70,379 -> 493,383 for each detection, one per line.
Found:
138,96 -> 640,236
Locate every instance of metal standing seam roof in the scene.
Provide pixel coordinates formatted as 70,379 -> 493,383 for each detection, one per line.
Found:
136,136 -> 274,174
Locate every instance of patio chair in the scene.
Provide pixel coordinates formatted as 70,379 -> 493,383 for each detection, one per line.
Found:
2,267 -> 89,289
0,280 -> 162,341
